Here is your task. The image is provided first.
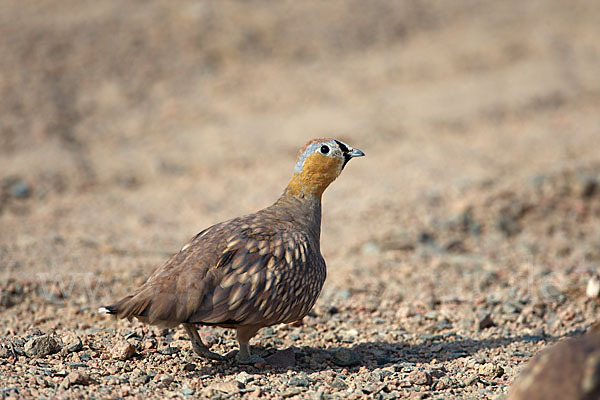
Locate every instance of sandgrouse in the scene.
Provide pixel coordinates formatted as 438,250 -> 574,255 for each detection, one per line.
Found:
100,138 -> 364,363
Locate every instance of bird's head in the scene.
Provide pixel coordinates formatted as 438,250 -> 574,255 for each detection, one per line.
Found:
285,138 -> 365,198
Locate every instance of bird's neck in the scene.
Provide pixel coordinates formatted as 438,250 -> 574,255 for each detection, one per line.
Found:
276,183 -> 322,240
284,170 -> 337,199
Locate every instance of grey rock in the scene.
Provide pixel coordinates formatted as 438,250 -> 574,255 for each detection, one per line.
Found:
136,374 -> 151,384
478,312 -> 496,330
236,372 -> 254,386
7,178 -> 31,199
330,378 -> 348,390
331,348 -> 361,367
371,368 -> 393,381
181,387 -> 195,396
67,341 -> 83,353
263,327 -> 275,336
24,335 -> 60,357
463,374 -> 480,386
289,376 -> 309,387
182,363 -> 196,372
539,283 -> 563,301
159,346 -> 179,355
159,374 -> 174,386
433,318 -> 453,331
502,300 -> 523,314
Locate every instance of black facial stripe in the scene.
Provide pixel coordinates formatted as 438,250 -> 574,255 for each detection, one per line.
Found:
334,140 -> 349,153
342,154 -> 352,169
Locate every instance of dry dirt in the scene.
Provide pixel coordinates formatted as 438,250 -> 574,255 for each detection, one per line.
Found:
1,1 -> 600,399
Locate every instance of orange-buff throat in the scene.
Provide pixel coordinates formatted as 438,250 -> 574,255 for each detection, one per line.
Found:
285,153 -> 343,198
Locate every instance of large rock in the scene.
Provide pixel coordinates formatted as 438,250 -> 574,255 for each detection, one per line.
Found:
24,335 -> 60,357
508,331 -> 600,400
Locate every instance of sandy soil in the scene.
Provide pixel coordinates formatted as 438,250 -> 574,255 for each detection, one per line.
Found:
1,1 -> 600,398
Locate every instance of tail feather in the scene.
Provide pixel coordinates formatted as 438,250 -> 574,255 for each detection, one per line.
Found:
100,284 -> 203,327
99,295 -> 141,318
98,306 -> 117,314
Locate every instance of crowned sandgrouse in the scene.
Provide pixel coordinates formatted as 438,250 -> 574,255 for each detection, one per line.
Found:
100,138 -> 364,363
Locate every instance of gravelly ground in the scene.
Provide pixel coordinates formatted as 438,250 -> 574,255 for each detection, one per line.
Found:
1,1 -> 600,399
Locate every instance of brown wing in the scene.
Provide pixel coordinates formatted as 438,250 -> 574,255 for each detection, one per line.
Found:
104,218 -> 240,325
187,226 -> 326,326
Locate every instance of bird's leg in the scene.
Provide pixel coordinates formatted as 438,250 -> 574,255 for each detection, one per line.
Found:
183,323 -> 225,361
235,325 -> 262,364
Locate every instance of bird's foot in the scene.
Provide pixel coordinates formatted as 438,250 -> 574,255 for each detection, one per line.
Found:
232,350 -> 265,365
194,347 -> 226,361
184,323 -> 226,361
191,342 -> 226,361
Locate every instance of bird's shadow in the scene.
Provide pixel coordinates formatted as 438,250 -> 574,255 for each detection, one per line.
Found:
190,332 -> 556,377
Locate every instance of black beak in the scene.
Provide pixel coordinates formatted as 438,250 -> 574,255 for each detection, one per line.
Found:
342,147 -> 365,168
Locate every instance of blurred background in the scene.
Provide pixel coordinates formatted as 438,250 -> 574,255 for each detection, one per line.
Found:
1,2 -> 600,397
1,0 -> 600,307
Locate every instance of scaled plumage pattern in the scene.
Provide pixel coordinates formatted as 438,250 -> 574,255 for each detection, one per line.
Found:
100,138 -> 364,363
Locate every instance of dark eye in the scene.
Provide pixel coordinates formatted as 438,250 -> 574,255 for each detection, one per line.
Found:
320,145 -> 330,154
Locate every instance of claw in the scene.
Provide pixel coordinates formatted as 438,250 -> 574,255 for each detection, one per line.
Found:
192,343 -> 226,361
183,323 -> 226,362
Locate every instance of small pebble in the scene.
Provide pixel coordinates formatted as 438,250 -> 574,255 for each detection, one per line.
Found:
479,363 -> 504,378
539,283 -> 563,301
330,378 -> 348,390
236,372 -> 254,386
182,363 -> 196,372
478,312 -> 496,330
64,371 -> 92,386
289,376 -> 309,387
158,374 -> 174,386
181,387 -> 195,396
7,178 -> 31,199
587,276 -> 600,298
463,374 -> 480,386
371,368 -> 393,381
408,370 -> 432,386
159,346 -> 179,355
111,341 -> 135,361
